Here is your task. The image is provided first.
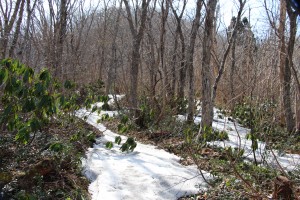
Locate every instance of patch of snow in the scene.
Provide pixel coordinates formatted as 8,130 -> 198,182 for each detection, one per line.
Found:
178,109 -> 300,171
77,96 -> 211,200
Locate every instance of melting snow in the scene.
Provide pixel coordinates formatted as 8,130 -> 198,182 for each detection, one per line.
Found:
78,96 -> 300,199
76,95 -> 210,200
178,108 -> 300,171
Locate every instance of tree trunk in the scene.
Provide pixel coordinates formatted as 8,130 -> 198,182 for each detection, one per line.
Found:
0,0 -> 22,59
230,36 -> 237,108
106,1 -> 123,95
201,0 -> 245,131
201,0 -> 217,127
54,0 -> 68,79
8,0 -> 25,57
186,0 -> 203,123
123,0 -> 150,108
20,0 -> 38,64
159,0 -> 170,107
171,1 -> 186,111
278,0 -> 295,133
286,2 -> 298,133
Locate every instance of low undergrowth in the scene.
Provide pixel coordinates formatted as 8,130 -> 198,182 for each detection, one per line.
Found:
231,99 -> 300,153
0,59 -> 105,199
0,116 -> 101,199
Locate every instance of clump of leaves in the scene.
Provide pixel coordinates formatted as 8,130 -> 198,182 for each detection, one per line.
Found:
0,59 -> 56,144
199,126 -> 229,142
105,136 -> 137,152
117,114 -> 133,134
99,95 -> 110,111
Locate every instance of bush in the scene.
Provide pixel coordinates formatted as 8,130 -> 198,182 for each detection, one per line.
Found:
0,59 -> 102,199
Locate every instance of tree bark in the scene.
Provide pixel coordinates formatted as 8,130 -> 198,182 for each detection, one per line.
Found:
186,0 -> 203,123
0,0 -> 22,58
123,0 -> 150,108
200,0 -> 217,127
159,0 -> 170,107
106,0 -> 123,95
170,1 -> 186,111
8,0 -> 25,57
201,0 -> 245,131
54,0 -> 68,79
20,0 -> 38,64
278,0 -> 295,133
286,2 -> 297,133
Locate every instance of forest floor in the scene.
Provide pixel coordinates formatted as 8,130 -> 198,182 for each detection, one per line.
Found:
0,117 -> 101,199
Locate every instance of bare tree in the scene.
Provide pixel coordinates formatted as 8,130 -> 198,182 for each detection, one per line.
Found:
158,0 -> 170,107
123,0 -> 151,108
286,1 -> 298,133
200,0 -> 218,127
0,0 -> 23,58
186,0 -> 203,123
106,0 -> 123,94
170,0 -> 187,111
19,0 -> 38,64
201,0 -> 246,130
8,0 -> 25,57
54,0 -> 68,78
277,0 -> 295,133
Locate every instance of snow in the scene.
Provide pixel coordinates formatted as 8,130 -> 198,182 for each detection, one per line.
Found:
78,95 -> 300,199
178,108 -> 300,171
76,95 -> 210,200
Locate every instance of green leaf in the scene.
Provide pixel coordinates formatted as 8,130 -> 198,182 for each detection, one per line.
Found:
129,142 -> 137,151
101,114 -> 109,121
34,82 -> 44,96
126,137 -> 134,145
8,120 -> 17,131
120,143 -> 129,152
87,132 -> 96,142
91,106 -> 98,113
38,95 -> 51,109
23,68 -> 32,83
49,142 -> 64,152
105,141 -> 113,149
59,94 -> 65,106
15,126 -> 30,144
121,115 -> 129,124
39,70 -> 50,81
64,80 -> 74,89
29,118 -> 41,132
22,99 -> 36,112
0,68 -> 8,85
115,136 -> 122,145
120,126 -> 128,133
99,95 -> 109,103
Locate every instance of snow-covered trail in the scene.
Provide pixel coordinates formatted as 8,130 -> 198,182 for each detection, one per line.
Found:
77,109 -> 210,200
77,95 -> 300,199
